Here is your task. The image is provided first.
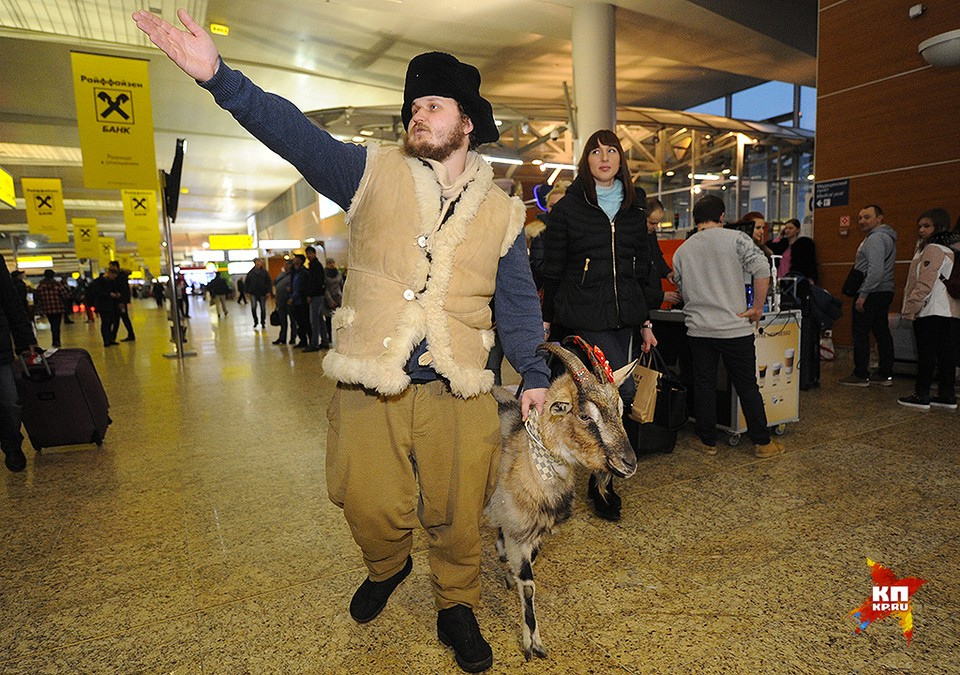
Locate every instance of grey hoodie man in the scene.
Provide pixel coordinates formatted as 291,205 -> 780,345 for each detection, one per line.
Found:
853,221 -> 898,299
842,205 -> 898,384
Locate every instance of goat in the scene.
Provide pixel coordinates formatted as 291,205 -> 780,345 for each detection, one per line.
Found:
486,341 -> 637,660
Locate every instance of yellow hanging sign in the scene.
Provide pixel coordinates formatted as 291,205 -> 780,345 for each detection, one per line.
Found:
117,252 -> 137,271
98,236 -> 117,269
22,178 -> 69,243
136,227 -> 162,257
208,234 -> 253,250
143,256 -> 163,275
72,217 -> 100,260
0,167 -> 14,207
71,52 -> 158,189
121,189 -> 160,242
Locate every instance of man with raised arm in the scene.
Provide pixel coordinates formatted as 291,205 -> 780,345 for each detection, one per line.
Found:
132,9 -> 548,673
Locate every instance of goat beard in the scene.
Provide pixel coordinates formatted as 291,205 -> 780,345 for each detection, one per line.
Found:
403,119 -> 467,162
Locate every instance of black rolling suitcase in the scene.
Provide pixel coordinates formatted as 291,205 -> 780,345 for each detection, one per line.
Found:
15,349 -> 111,452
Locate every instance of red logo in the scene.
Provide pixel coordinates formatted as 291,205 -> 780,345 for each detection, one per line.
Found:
848,558 -> 926,644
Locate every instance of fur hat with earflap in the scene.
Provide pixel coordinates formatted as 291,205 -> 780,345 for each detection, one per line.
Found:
401,52 -> 499,145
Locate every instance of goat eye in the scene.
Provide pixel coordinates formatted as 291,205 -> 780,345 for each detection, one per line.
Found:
577,413 -> 592,423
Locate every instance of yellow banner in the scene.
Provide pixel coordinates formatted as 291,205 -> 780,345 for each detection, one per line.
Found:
143,256 -> 163,275
121,189 -> 160,243
137,231 -> 162,257
0,166 -> 14,207
72,217 -> 100,260
117,252 -> 137,271
71,52 -> 157,189
98,236 -> 116,269
209,234 -> 253,250
22,178 -> 69,243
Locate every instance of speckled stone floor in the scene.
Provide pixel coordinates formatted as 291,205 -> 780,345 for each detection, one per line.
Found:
2,297 -> 958,674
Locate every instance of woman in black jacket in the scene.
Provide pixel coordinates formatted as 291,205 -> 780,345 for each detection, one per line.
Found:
541,129 -> 657,521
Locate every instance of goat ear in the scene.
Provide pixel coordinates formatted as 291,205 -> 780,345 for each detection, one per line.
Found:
549,401 -> 572,416
612,359 -> 637,388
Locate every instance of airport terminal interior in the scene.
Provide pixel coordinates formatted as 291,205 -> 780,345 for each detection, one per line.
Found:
1,295 -> 958,674
3,0 -> 960,672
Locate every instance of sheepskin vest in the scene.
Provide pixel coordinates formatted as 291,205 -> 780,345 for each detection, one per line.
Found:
322,145 -> 525,398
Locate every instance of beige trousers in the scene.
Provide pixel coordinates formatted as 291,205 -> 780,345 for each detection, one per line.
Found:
326,381 -> 500,609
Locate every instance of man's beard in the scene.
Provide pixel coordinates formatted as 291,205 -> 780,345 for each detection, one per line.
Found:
403,119 -> 466,162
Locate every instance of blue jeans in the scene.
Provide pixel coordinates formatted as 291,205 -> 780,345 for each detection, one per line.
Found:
0,363 -> 24,452
250,295 -> 267,326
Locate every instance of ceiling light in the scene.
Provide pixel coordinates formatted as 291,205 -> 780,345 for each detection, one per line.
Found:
202,242 -> 210,249
665,170 -> 675,177
228,249 -> 259,261
352,136 -> 365,143
482,155 -> 524,166
193,250 -> 225,262
259,239 -> 302,250
547,168 -> 562,185
539,162 -> 576,171
807,173 -> 815,181
17,256 -> 53,269
25,240 -> 37,249
721,168 -> 731,175
359,130 -> 375,137
919,29 -> 960,67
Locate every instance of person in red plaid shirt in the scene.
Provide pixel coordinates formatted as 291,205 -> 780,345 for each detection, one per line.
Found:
34,270 -> 69,348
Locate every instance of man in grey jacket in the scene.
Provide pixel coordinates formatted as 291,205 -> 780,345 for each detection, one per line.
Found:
673,195 -> 784,459
840,204 -> 897,386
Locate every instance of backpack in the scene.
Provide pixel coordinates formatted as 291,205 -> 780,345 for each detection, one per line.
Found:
941,248 -> 960,299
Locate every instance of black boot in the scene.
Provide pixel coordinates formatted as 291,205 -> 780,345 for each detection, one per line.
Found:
349,555 -> 412,623
587,473 -> 621,521
437,604 -> 493,673
3,446 -> 26,472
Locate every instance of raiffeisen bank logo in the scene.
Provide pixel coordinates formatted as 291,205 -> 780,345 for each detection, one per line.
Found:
848,558 -> 927,644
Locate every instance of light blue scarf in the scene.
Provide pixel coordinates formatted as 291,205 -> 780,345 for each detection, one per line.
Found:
596,181 -> 624,221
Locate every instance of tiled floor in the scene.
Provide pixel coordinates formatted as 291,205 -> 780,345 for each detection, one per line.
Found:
2,296 -> 958,674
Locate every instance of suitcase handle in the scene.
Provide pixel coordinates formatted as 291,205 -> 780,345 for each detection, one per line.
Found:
19,351 -> 53,382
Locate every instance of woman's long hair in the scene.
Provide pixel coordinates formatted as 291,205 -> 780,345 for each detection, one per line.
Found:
917,208 -> 951,251
576,129 -> 636,210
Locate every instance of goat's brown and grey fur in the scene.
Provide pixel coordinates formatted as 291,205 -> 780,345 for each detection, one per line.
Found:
485,342 -> 637,660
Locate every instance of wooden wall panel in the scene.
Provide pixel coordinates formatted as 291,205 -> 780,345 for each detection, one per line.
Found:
815,68 -> 960,179
818,0 -> 960,95
815,0 -> 960,347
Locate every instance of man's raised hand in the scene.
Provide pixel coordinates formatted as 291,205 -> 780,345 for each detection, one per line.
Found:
131,8 -> 220,82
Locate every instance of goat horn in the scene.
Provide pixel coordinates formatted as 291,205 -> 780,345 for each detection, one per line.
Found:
538,342 -> 595,386
564,335 -> 614,383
